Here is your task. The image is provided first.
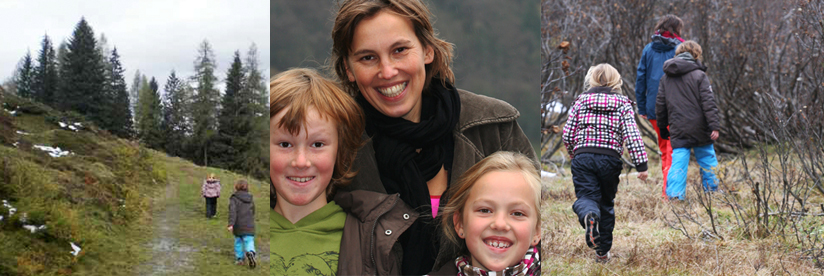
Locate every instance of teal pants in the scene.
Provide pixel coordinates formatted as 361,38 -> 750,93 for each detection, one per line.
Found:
234,235 -> 255,260
666,144 -> 718,200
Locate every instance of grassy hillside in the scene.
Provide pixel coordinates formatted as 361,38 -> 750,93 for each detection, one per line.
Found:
540,154 -> 824,275
0,93 -> 268,275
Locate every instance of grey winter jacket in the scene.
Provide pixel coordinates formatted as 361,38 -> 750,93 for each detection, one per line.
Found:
228,191 -> 255,236
336,190 -> 418,275
655,55 -> 721,149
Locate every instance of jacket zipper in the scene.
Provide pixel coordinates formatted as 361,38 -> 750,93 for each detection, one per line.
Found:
370,194 -> 399,274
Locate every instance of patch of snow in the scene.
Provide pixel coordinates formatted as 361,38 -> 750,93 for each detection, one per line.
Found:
0,215 -> 3,221
541,170 -> 557,178
16,130 -> 30,135
70,242 -> 82,256
58,122 -> 68,128
68,125 -> 78,131
12,142 -> 19,148
33,145 -> 73,157
23,224 -> 47,233
74,122 -> 82,127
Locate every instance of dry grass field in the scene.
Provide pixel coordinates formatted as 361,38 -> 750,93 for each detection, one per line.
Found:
540,153 -> 824,275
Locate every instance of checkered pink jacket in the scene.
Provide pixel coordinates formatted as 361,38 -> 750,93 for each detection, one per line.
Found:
562,87 -> 648,167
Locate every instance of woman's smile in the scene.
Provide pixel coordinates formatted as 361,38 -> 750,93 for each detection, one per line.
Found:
346,10 -> 434,123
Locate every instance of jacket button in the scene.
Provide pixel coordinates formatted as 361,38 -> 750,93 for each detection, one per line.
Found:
385,229 -> 393,235
403,214 -> 410,220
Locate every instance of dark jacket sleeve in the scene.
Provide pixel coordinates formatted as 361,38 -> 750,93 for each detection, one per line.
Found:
635,45 -> 649,116
655,76 -> 670,140
227,196 -> 236,227
699,73 -> 721,131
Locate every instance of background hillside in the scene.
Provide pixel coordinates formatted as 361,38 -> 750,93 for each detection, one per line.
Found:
271,0 -> 541,152
1,93 -> 269,275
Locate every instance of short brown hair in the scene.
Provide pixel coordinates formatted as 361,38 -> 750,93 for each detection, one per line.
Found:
675,40 -> 703,61
332,0 -> 454,97
438,151 -> 541,263
235,179 -> 249,191
655,14 -> 684,36
270,68 -> 365,197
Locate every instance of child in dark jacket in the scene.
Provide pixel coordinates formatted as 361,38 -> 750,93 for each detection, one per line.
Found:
228,179 -> 256,268
655,41 -> 721,200
563,63 -> 649,263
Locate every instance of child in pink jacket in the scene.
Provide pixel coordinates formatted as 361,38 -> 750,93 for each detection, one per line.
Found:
201,173 -> 221,218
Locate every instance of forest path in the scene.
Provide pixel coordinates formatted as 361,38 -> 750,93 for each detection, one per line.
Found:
135,157 -> 269,276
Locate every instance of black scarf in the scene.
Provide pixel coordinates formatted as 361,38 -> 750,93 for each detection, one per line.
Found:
356,78 -> 461,274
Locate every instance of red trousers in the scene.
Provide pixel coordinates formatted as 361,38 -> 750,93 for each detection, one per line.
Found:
648,119 -> 672,197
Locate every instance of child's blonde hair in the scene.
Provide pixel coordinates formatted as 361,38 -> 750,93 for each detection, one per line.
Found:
270,68 -> 365,200
438,151 -> 541,262
583,63 -> 623,94
235,179 -> 249,192
675,40 -> 703,61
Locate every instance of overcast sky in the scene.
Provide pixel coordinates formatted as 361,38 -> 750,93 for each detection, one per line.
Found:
0,0 -> 269,95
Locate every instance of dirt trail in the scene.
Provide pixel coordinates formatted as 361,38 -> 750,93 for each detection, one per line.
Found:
135,162 -> 269,275
136,177 -> 196,275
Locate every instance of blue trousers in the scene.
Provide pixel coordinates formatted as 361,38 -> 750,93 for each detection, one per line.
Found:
666,144 -> 718,200
234,235 -> 255,260
571,153 -> 623,254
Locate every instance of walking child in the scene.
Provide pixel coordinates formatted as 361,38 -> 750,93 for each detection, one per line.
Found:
429,151 -> 541,275
201,173 -> 220,219
635,14 -> 684,197
228,179 -> 256,268
271,68 -> 418,275
655,41 -> 721,200
563,63 -> 649,262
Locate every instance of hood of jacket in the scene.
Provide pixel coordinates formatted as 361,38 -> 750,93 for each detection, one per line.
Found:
232,191 -> 253,203
578,86 -> 633,113
664,56 -> 707,77
651,34 -> 679,52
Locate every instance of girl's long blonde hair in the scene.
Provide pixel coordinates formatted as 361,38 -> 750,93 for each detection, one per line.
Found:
437,151 -> 541,266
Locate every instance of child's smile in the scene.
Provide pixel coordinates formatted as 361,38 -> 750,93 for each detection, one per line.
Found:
271,107 -> 338,223
455,170 -> 540,272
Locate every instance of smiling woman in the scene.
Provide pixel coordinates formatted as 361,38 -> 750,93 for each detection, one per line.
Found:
328,0 -> 538,275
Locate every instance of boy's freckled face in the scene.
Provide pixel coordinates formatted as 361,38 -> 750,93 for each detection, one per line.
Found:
454,170 -> 540,272
270,107 -> 337,213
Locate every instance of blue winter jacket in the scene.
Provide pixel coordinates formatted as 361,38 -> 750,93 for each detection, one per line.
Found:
635,35 -> 681,120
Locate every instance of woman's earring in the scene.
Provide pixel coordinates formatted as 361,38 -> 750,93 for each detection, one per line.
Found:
459,231 -> 464,238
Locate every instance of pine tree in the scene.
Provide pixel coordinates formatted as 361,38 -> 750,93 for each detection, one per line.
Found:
161,71 -> 191,157
32,34 -> 59,106
137,77 -> 163,149
130,70 -> 143,123
190,40 -> 221,166
106,48 -> 133,138
56,41 -> 68,69
58,18 -> 106,125
243,43 -> 269,179
211,51 -> 248,170
15,51 -> 35,98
